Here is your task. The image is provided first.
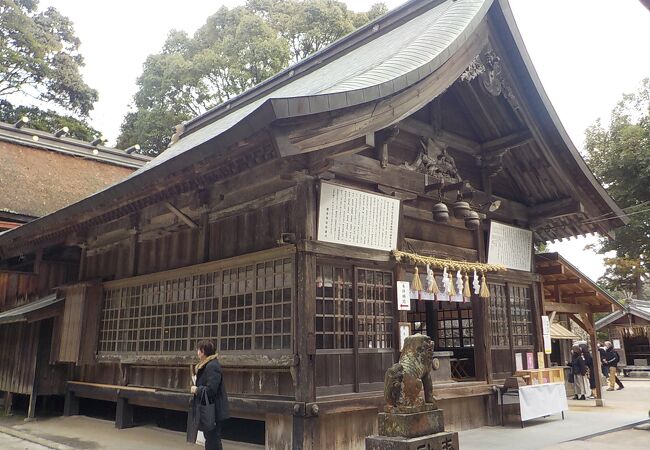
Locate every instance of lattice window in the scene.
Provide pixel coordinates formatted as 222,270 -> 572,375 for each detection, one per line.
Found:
357,269 -> 393,349
509,284 -> 533,347
117,286 -> 140,352
315,265 -> 354,349
163,277 -> 191,352
407,300 -> 427,336
219,266 -> 254,351
436,303 -> 473,348
190,272 -> 220,350
139,282 -> 163,352
489,283 -> 510,348
98,255 -> 294,354
98,288 -> 120,352
254,259 -> 293,350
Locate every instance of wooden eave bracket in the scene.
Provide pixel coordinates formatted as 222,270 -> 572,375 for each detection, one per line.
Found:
164,202 -> 198,229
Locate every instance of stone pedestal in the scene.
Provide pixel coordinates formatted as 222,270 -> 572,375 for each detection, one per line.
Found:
366,430 -> 459,450
367,408 -> 459,450
378,409 -> 444,438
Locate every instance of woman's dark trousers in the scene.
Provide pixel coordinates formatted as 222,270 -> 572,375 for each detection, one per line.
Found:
204,422 -> 223,450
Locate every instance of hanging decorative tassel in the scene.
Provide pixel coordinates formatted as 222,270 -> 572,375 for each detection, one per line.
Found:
425,264 -> 439,294
411,266 -> 423,300
447,272 -> 456,296
463,272 -> 472,299
442,267 -> 450,294
479,272 -> 490,298
455,270 -> 464,297
472,269 -> 480,295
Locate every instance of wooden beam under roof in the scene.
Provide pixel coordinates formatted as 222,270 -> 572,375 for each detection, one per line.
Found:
564,291 -> 598,299
164,202 -> 198,229
544,302 -> 613,314
397,117 -> 480,154
529,198 -> 584,222
480,130 -> 533,154
536,264 -> 563,275
326,153 -> 530,222
543,277 -> 581,285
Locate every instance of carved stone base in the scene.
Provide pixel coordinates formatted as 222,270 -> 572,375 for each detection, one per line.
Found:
366,431 -> 459,450
378,409 -> 444,438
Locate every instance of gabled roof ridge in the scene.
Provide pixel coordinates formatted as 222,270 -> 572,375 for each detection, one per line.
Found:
0,121 -> 151,169
181,0 -> 449,136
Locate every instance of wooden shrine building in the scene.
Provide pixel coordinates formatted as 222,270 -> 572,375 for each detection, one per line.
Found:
0,0 -> 627,448
597,299 -> 650,372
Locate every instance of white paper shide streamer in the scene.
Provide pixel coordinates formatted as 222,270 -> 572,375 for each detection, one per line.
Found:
442,267 -> 449,293
455,270 -> 463,295
472,269 -> 480,295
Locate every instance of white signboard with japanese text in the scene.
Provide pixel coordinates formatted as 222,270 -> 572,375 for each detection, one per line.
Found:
541,315 -> 552,354
397,281 -> 411,311
317,182 -> 400,252
487,221 -> 533,271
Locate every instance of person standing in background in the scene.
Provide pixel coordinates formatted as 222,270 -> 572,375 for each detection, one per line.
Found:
570,345 -> 588,400
191,340 -> 230,450
579,344 -> 596,399
603,341 -> 624,391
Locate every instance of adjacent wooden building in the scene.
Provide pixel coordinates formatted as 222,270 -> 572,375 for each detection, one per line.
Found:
0,0 -> 627,448
596,299 -> 650,369
0,121 -> 148,415
0,120 -> 148,231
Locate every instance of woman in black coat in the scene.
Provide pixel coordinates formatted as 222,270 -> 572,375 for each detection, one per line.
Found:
570,345 -> 588,400
580,344 -> 596,398
191,340 -> 230,450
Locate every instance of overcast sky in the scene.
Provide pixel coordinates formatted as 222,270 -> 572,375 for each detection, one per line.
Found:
33,0 -> 650,281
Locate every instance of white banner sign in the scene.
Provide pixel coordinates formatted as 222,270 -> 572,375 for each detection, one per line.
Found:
397,281 -> 411,311
317,182 -> 400,251
541,315 -> 552,354
518,383 -> 568,422
487,221 -> 533,271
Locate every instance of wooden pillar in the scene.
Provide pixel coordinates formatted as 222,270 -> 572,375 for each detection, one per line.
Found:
473,225 -> 492,382
3,392 -> 13,416
115,396 -> 135,429
26,321 -> 41,420
63,388 -> 79,416
78,243 -> 87,281
588,313 -> 604,406
293,180 -> 317,450
26,392 -> 37,420
186,398 -> 198,443
197,211 -> 210,263
126,213 -> 140,277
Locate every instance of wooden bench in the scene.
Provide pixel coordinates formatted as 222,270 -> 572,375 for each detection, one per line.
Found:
65,381 -> 195,442
622,366 -> 650,377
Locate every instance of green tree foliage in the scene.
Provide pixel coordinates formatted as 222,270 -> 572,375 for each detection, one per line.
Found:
0,99 -> 100,141
117,0 -> 387,156
0,0 -> 98,116
585,78 -> 650,298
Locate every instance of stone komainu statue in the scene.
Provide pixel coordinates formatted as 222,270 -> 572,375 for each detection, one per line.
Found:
384,334 -> 435,412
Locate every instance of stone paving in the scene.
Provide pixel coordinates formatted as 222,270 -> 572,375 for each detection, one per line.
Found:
459,379 -> 650,450
0,379 -> 648,449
